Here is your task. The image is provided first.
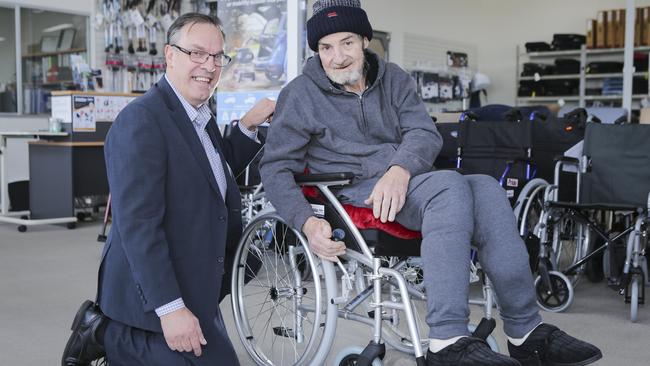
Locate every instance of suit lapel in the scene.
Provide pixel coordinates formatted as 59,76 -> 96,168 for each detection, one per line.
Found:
156,77 -> 223,199
206,119 -> 239,207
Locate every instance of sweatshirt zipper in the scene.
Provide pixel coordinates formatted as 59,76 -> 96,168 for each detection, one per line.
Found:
358,95 -> 368,132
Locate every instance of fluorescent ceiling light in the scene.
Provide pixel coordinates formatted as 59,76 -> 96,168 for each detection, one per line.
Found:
0,37 -> 5,42
42,23 -> 74,33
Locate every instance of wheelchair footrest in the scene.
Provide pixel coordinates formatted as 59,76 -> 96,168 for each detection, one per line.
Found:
471,317 -> 497,340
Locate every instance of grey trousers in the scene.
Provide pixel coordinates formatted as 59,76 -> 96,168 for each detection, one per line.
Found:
337,170 -> 542,339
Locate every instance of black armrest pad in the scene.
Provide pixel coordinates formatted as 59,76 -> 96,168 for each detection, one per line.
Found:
554,155 -> 579,163
293,172 -> 355,184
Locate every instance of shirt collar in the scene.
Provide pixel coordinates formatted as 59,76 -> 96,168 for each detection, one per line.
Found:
164,74 -> 213,129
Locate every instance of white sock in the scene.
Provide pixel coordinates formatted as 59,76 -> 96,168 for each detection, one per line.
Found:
508,322 -> 543,346
429,336 -> 465,353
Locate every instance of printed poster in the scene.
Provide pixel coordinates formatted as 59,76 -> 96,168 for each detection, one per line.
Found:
72,95 -> 96,132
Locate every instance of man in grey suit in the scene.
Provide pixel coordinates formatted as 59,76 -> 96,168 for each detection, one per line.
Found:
61,13 -> 274,366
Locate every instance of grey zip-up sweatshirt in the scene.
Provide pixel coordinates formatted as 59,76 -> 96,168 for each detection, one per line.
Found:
259,50 -> 442,231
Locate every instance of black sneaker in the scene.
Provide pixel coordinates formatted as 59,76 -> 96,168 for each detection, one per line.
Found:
428,337 -> 521,366
508,324 -> 602,366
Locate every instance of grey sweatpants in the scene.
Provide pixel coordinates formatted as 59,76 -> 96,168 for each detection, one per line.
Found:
337,170 -> 542,339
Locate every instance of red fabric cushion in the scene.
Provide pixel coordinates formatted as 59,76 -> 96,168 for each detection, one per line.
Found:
301,185 -> 422,240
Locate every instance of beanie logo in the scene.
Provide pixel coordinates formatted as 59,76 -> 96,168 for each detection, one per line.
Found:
327,11 -> 338,18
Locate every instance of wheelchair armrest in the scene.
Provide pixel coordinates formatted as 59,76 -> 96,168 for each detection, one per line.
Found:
294,172 -> 355,186
554,155 -> 579,164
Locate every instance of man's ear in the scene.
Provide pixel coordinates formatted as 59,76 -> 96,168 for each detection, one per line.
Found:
363,37 -> 370,49
164,44 -> 174,69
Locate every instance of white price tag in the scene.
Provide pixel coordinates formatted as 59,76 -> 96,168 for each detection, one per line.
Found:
310,204 -> 325,218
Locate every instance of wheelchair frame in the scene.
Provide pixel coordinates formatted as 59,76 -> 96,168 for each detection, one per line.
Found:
231,174 -> 500,366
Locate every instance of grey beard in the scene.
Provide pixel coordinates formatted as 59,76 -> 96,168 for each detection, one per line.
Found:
326,66 -> 364,86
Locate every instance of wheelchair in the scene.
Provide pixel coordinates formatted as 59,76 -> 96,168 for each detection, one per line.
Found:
230,172 -> 501,366
521,123 -> 650,320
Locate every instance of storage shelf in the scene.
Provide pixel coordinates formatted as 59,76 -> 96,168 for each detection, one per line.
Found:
585,72 -> 646,79
521,46 -> 650,58
518,94 -> 648,103
22,48 -> 86,58
520,74 -> 580,81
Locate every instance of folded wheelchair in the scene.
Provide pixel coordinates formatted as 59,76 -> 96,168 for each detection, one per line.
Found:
230,173 -> 501,366
522,123 -> 650,320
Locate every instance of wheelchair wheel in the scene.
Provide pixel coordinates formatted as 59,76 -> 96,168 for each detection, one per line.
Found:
534,271 -> 574,312
334,346 -> 383,366
517,184 -> 545,238
551,217 -> 588,285
630,274 -> 640,322
231,212 -> 338,366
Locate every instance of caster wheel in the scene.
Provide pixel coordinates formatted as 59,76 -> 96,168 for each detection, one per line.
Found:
18,225 -> 27,232
535,271 -> 574,312
66,222 -> 76,230
76,212 -> 87,221
333,346 -> 382,366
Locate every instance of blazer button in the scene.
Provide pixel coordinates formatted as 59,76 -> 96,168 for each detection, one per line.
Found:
219,216 -> 226,222
217,256 -> 224,263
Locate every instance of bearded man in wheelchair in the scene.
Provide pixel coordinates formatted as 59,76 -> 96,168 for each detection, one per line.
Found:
258,1 -> 602,365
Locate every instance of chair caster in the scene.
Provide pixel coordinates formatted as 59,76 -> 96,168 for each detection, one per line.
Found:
18,225 -> 27,232
334,345 -> 383,366
535,270 -> 574,312
67,222 -> 76,230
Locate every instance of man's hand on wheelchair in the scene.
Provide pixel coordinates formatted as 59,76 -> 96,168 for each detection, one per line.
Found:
364,165 -> 410,223
302,216 -> 347,262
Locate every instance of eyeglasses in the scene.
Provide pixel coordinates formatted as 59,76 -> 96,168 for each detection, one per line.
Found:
171,44 -> 232,67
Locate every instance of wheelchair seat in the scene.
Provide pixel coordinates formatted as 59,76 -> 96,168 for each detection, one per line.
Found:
297,172 -> 423,257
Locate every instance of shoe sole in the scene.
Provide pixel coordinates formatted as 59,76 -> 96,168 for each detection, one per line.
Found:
545,351 -> 603,366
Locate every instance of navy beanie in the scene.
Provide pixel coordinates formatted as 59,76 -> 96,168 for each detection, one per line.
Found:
307,0 -> 373,52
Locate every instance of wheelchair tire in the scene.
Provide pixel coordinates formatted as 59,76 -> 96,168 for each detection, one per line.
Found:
230,212 -> 338,366
534,271 -> 574,312
333,346 -> 383,366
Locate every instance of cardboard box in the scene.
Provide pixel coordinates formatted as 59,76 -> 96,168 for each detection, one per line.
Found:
640,108 -> 650,124
608,10 -> 618,48
597,11 -> 608,48
587,19 -> 597,48
644,7 -> 650,45
635,8 -> 643,46
617,9 -> 626,48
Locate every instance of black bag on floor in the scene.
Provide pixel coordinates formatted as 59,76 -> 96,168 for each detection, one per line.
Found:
552,34 -> 586,50
525,42 -> 552,52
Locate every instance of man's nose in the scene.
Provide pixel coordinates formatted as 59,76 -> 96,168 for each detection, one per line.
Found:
200,58 -> 217,73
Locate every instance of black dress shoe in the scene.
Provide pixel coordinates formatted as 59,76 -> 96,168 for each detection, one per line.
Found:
61,300 -> 107,366
427,337 -> 521,366
508,324 -> 602,366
